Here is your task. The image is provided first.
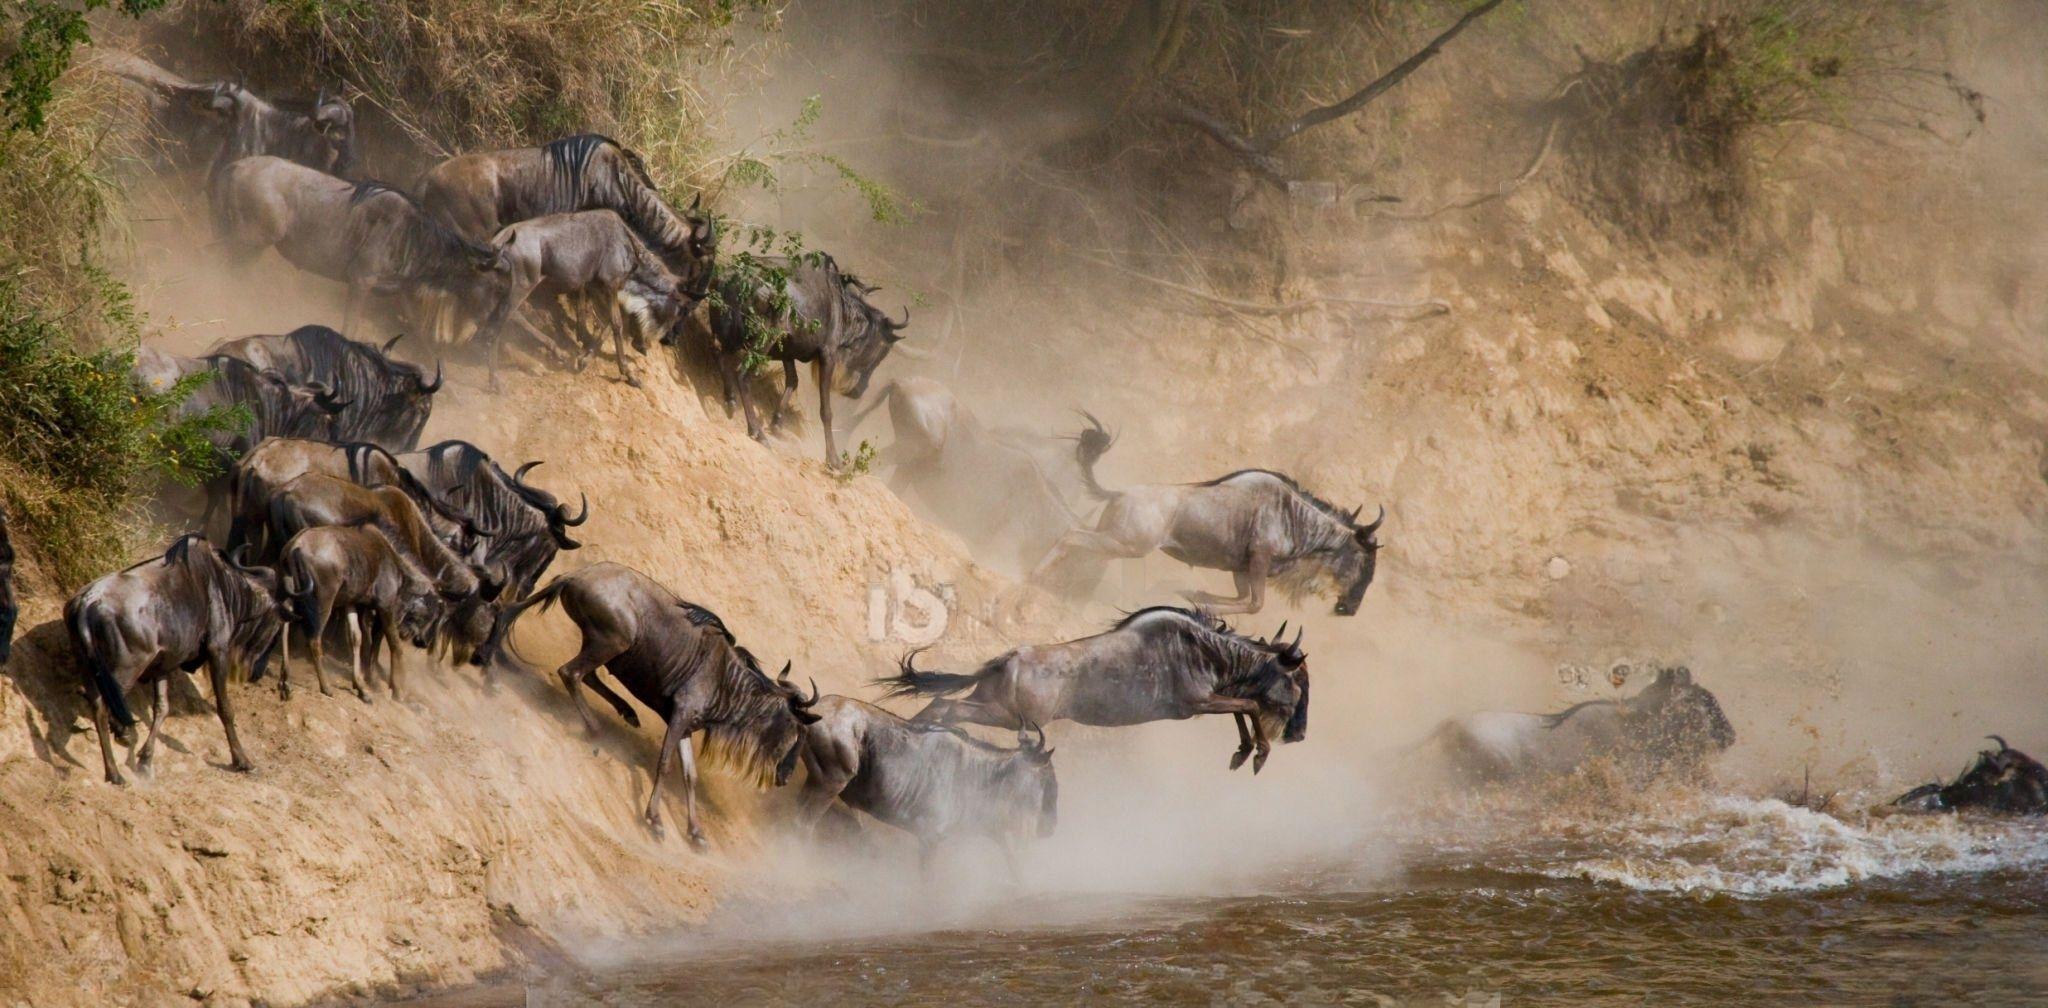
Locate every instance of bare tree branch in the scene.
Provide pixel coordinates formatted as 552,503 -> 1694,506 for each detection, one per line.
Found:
1156,98 -> 1290,182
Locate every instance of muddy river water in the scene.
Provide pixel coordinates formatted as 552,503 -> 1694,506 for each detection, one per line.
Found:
406,791 -> 2048,1007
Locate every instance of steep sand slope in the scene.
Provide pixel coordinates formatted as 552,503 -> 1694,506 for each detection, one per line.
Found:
0,352 -> 1008,1007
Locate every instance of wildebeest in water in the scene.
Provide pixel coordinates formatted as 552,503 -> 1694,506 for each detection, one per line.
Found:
1028,414 -> 1385,616
1892,736 -> 2048,816
799,696 -> 1057,872
1420,666 -> 1736,784
878,606 -> 1309,773
207,326 -> 441,450
486,563 -> 820,844
65,536 -> 291,784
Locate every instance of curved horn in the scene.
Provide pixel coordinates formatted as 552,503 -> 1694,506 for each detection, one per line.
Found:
804,677 -> 820,707
1273,621 -> 1287,644
555,491 -> 589,527
1361,504 -> 1386,534
888,305 -> 910,330
1348,504 -> 1363,523
382,333 -> 404,352
229,544 -> 261,573
423,359 -> 443,393
1988,735 -> 2011,752
1291,626 -> 1304,650
512,460 -> 542,490
316,387 -> 352,412
281,572 -> 301,597
777,660 -> 792,682
1032,721 -> 1047,752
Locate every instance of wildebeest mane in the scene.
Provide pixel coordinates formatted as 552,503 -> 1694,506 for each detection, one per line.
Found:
544,133 -> 653,190
1194,469 -> 1364,530
349,181 -> 493,286
679,600 -> 735,642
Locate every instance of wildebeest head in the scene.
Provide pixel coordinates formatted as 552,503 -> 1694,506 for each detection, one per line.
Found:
1330,504 -> 1386,617
759,660 -> 823,786
1249,622 -> 1311,744
1010,722 -> 1059,838
681,194 -> 719,300
1627,666 -> 1735,767
1894,736 -> 2048,815
224,544 -> 292,679
836,278 -> 908,400
510,460 -> 589,549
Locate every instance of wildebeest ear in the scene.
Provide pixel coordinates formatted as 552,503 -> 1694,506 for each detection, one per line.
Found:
1672,666 -> 1692,684
383,333 -> 405,352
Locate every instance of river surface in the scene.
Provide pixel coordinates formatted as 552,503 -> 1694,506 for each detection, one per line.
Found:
403,791 -> 2048,1007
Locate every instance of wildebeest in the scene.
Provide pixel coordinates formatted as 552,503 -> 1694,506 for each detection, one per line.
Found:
0,507 -> 15,663
847,378 -> 1084,574
212,156 -> 507,330
396,441 -> 586,609
486,562 -> 820,843
878,606 -> 1310,773
1027,415 -> 1384,616
1892,737 -> 2048,816
798,697 -> 1057,870
65,536 -> 290,784
1419,666 -> 1736,784
705,254 -> 908,467
276,525 -> 454,702
477,210 -> 705,390
134,349 -> 351,454
418,134 -> 716,286
207,326 -> 441,449
224,438 -> 472,557
262,473 -> 488,603
97,52 -> 356,177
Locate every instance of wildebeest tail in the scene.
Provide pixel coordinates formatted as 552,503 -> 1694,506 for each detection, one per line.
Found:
476,575 -> 568,668
872,647 -> 984,700
1071,411 -> 1117,500
66,601 -> 137,729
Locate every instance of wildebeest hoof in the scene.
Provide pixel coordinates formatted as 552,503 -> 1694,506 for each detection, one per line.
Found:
1251,751 -> 1269,774
1229,748 -> 1251,771
105,771 -> 127,787
228,760 -> 254,774
620,375 -> 643,389
646,817 -> 665,841
686,830 -> 710,852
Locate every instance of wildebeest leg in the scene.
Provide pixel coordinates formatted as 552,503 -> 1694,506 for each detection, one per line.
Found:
815,358 -> 839,467
583,673 -> 641,728
135,675 -> 171,774
677,733 -> 710,849
208,657 -> 255,773
1194,695 -> 1268,772
555,635 -> 628,736
608,296 -> 640,388
644,710 -> 686,841
723,351 -> 768,443
1229,713 -> 1255,771
298,584 -> 336,699
1185,556 -> 1269,616
381,610 -> 407,701
770,359 -> 800,431
346,610 -> 370,702
797,735 -> 855,837
93,693 -> 127,786
538,296 -> 586,370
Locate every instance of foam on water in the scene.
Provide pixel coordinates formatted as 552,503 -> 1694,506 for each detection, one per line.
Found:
1527,794 -> 2048,896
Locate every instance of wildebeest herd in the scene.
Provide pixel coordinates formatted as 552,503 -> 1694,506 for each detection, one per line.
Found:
8,55 -> 2032,875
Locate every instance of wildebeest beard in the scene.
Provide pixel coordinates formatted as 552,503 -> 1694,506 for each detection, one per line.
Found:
695,649 -> 806,788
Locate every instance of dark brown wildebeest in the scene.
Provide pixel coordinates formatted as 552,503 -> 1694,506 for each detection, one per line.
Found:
418,134 -> 716,284
879,606 -> 1310,773
847,377 -> 1086,574
705,254 -> 908,467
212,157 -> 507,332
397,441 -> 586,610
1420,666 -> 1736,784
486,562 -> 820,844
65,535 -> 290,784
798,696 -> 1056,871
1892,737 -> 2048,816
477,210 -> 707,389
208,326 -> 441,449
1027,415 -> 1385,616
262,473 -> 487,605
0,507 -> 14,663
97,52 -> 356,177
277,525 -> 457,702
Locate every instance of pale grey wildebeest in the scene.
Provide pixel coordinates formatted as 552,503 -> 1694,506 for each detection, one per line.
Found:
65,536 -> 290,785
704,254 -> 908,467
211,156 -> 507,331
1027,415 -> 1384,616
417,134 -> 716,287
476,209 -> 706,390
879,606 -> 1309,773
798,696 -> 1056,872
276,524 -> 475,703
1420,666 -> 1735,784
847,377 -> 1087,574
97,52 -> 356,177
485,562 -> 821,844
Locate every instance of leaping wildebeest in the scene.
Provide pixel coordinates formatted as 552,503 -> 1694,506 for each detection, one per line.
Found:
276,525 -> 465,702
476,209 -> 708,390
211,156 -> 508,332
418,133 -> 717,287
1418,666 -> 1736,784
878,606 -> 1310,773
207,325 -> 441,449
96,52 -> 357,177
65,536 -> 290,784
1892,736 -> 2048,816
799,696 -> 1057,871
1027,415 -> 1385,616
705,254 -> 908,467
486,562 -> 821,844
